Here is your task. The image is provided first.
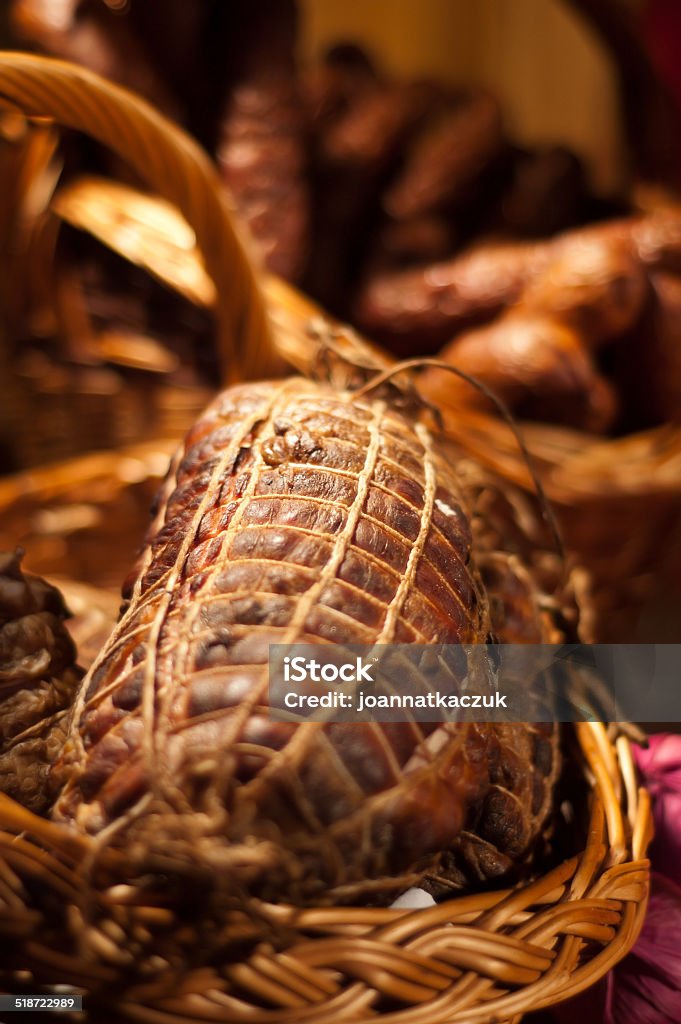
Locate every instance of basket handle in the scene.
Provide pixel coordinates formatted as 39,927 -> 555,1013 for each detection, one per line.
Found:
0,51 -> 276,383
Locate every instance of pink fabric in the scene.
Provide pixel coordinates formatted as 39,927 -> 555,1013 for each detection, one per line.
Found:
606,873 -> 681,1023
634,734 -> 681,886
557,734 -> 681,1023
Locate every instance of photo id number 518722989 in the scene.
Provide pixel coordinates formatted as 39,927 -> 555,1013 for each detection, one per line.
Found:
0,994 -> 83,1013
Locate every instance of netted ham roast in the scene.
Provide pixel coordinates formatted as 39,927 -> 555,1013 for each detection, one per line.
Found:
3,377 -> 568,906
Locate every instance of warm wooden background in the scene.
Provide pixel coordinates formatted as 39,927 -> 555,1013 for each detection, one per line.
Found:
300,0 -> 626,194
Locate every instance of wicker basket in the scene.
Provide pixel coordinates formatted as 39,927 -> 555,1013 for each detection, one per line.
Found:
0,51 -> 281,472
0,724 -> 652,1024
0,50 -> 655,1023
435,408 -> 681,643
0,437 -> 175,591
